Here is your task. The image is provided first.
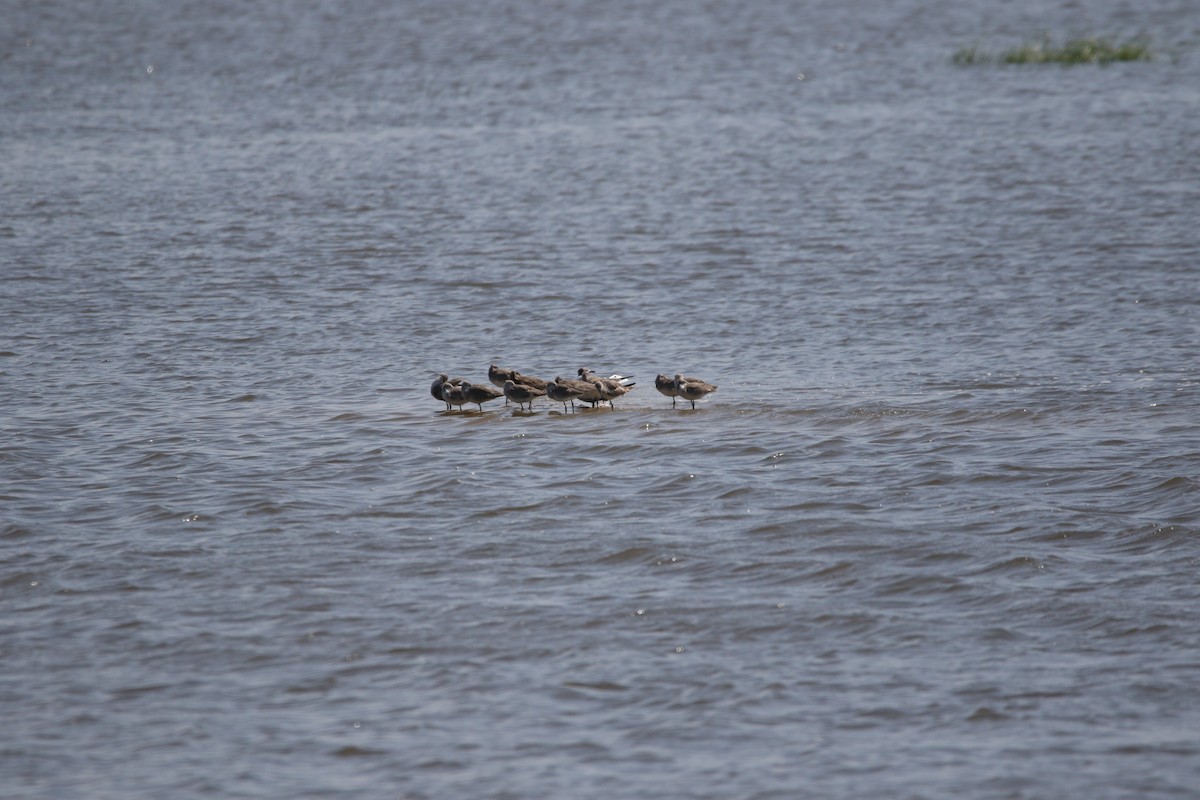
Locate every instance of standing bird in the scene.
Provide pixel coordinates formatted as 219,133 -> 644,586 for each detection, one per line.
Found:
511,370 -> 548,392
655,373 -> 703,408
673,374 -> 717,409
554,375 -> 604,407
489,364 -> 516,404
578,368 -> 635,407
578,367 -> 634,388
503,379 -> 544,411
489,365 -> 547,404
432,373 -> 465,410
545,378 -> 586,412
462,381 -> 504,412
441,380 -> 470,411
592,376 -> 634,407
488,363 -> 516,388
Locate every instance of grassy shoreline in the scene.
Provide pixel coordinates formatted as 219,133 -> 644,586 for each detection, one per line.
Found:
954,36 -> 1153,66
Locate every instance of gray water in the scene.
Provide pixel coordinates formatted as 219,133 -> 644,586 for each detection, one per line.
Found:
3,1 -> 1200,797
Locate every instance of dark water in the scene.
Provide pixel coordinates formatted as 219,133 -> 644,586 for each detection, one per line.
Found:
4,1 -> 1200,797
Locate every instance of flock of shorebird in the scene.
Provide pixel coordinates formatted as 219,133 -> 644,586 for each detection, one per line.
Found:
432,365 -> 718,413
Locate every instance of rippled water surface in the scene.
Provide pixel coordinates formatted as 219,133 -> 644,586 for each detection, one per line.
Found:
4,0 -> 1200,797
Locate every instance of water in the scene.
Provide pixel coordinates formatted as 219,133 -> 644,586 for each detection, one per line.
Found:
3,0 -> 1199,797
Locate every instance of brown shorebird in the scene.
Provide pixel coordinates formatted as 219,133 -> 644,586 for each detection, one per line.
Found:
673,374 -> 717,409
441,380 -> 470,411
578,368 -> 634,387
488,364 -> 515,388
432,373 -> 465,410
592,376 -> 633,407
490,365 -> 547,404
554,376 -> 604,407
512,371 -> 548,391
503,379 -> 544,411
461,381 -> 504,412
489,364 -> 516,404
655,373 -> 703,408
578,368 -> 635,407
545,378 -> 586,412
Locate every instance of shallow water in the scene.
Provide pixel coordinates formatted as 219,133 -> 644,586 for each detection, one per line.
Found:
3,0 -> 1200,797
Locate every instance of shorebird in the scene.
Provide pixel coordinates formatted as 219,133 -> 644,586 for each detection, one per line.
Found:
489,364 -> 516,404
578,368 -> 634,388
489,365 -> 547,403
655,373 -> 703,408
488,364 -> 516,389
432,373 -> 465,410
441,381 -> 470,411
592,376 -> 633,407
554,375 -> 604,407
511,371 -> 548,391
672,374 -> 717,409
578,368 -> 635,407
545,378 -> 586,412
503,379 -> 544,411
462,381 -> 503,412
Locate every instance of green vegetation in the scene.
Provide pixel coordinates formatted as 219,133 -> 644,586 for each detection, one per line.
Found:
953,37 -> 1153,66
